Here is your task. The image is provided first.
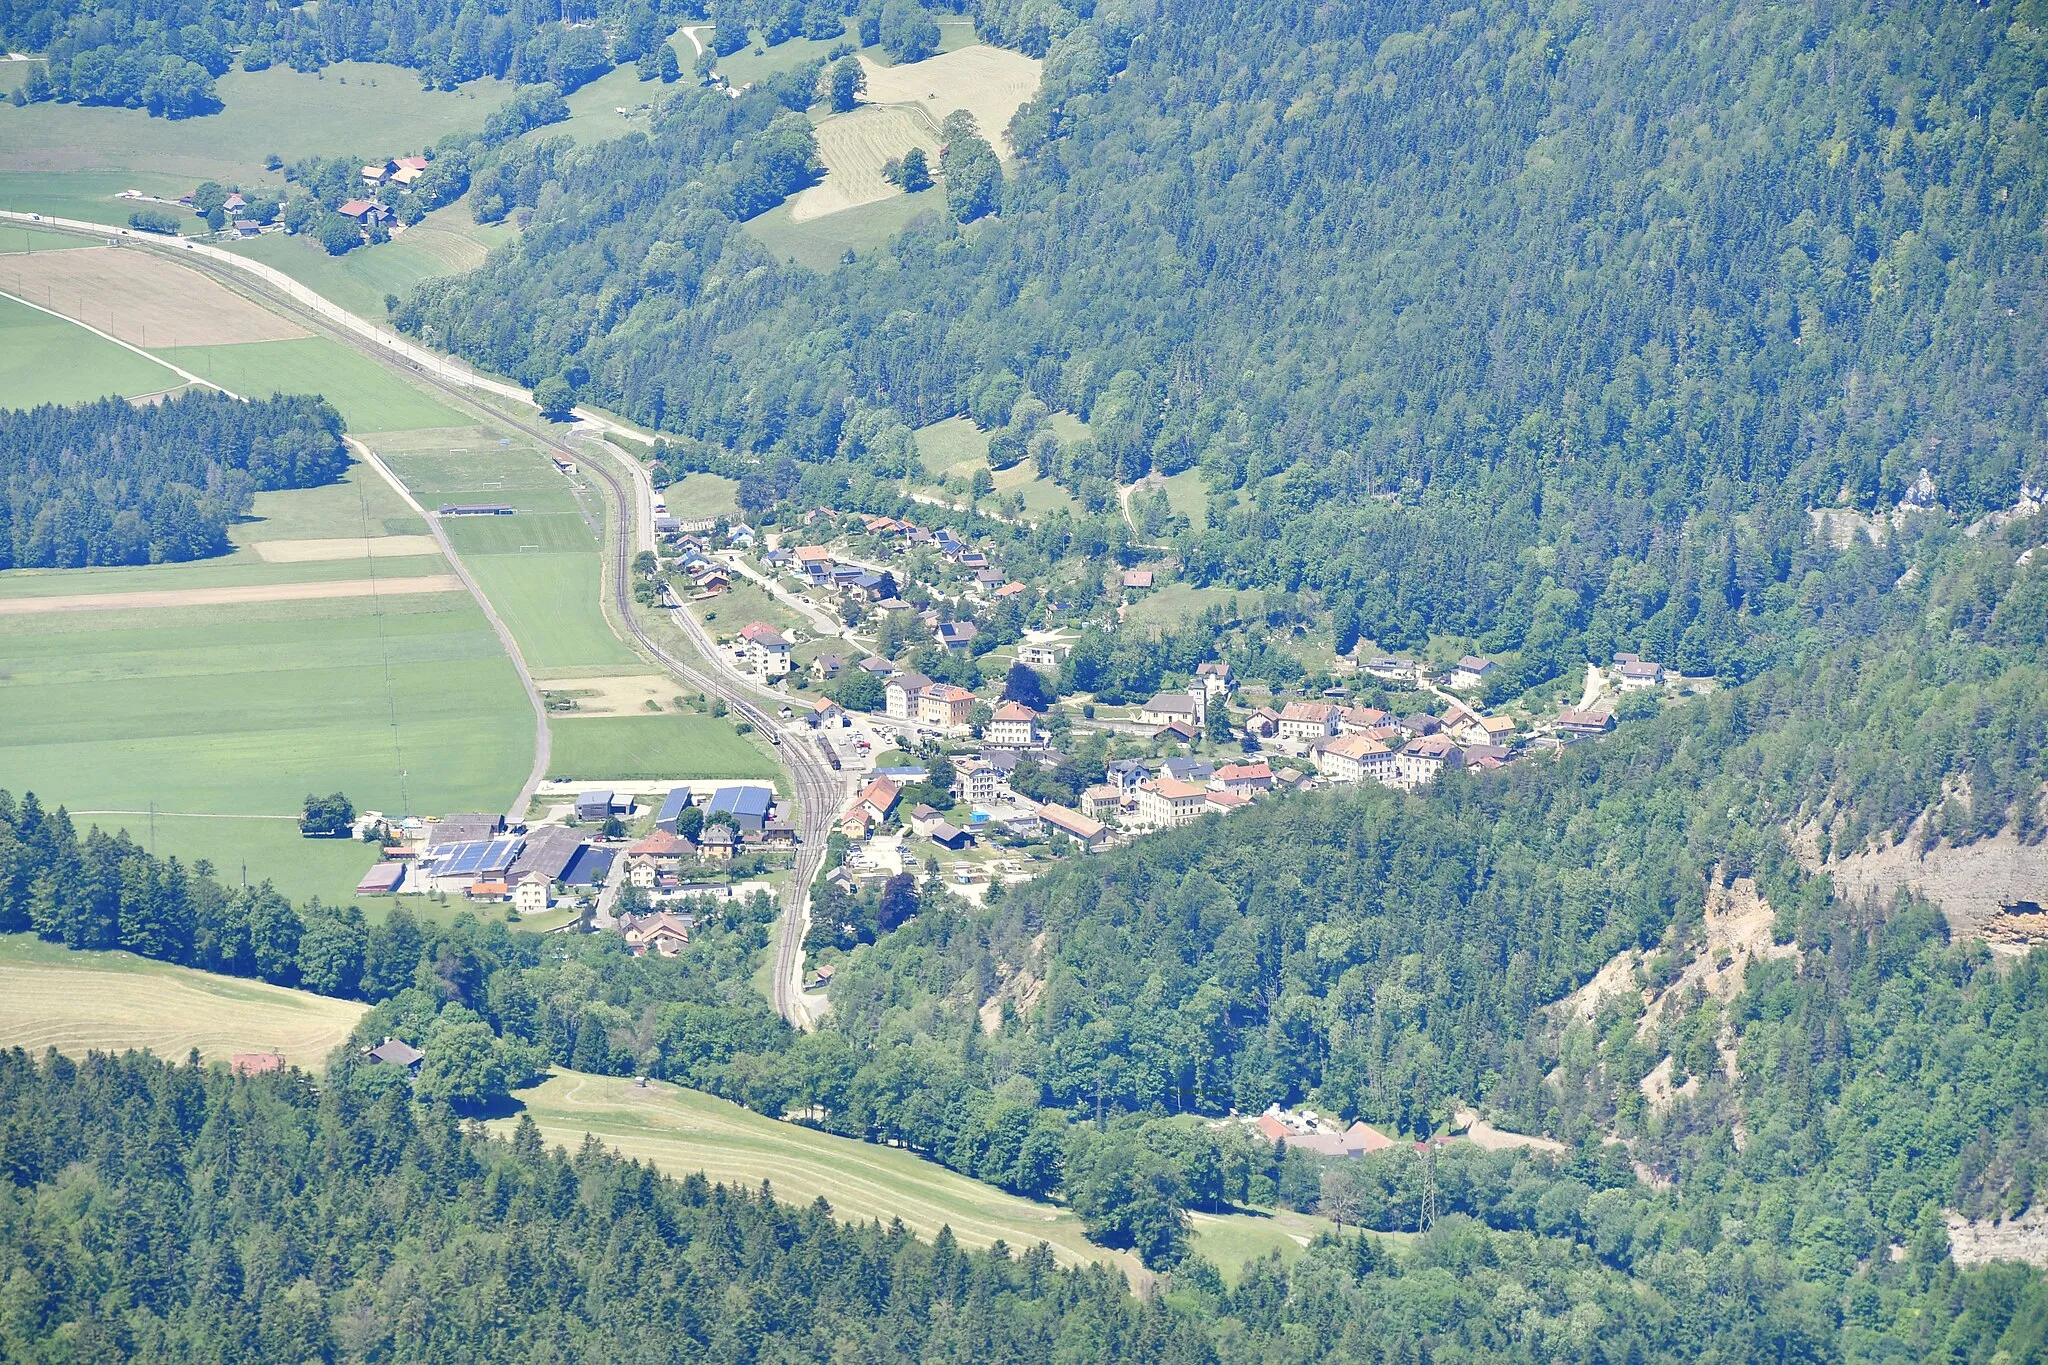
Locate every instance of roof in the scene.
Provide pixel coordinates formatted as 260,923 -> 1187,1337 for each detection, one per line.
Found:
858,776 -> 901,811
627,830 -> 693,857
355,862 -> 405,895
1403,734 -> 1462,759
1278,700 -> 1335,722
576,789 -> 615,808
431,837 -> 521,879
1215,762 -> 1272,782
428,813 -> 504,847
1555,708 -> 1614,731
923,683 -> 975,704
1205,791 -> 1250,809
739,621 -> 789,647
1141,692 -> 1198,715
559,845 -> 616,887
794,545 -> 833,562
1152,777 -> 1209,801
991,701 -> 1036,722
1455,654 -> 1494,672
657,787 -> 695,821
1619,659 -> 1664,677
707,786 -> 773,818
510,824 -> 587,882
1122,570 -> 1154,588
994,582 -> 1028,597
1037,803 -> 1106,840
368,1037 -> 423,1067
1323,733 -> 1391,760
889,671 -> 933,693
337,198 -> 377,215
860,657 -> 898,675
1197,661 -> 1230,677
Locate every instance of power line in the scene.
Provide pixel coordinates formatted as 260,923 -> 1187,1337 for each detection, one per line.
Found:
357,458 -> 411,817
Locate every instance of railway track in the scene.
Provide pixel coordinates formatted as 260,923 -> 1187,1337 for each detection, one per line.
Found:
13,213 -> 842,1026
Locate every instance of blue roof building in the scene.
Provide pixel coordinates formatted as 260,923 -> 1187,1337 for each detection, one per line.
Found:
656,786 -> 695,833
706,785 -> 773,831
561,845 -> 616,888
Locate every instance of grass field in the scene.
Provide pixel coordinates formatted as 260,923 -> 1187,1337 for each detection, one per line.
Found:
0,62 -> 516,186
546,715 -> 780,782
662,472 -> 741,520
1158,467 -> 1212,531
0,170 -> 196,234
0,934 -> 367,1069
226,216 -> 509,321
858,45 -> 1041,161
0,223 -> 97,253
711,25 -> 854,90
235,459 -> 429,545
0,294 -> 182,406
1124,581 -> 1237,629
495,1069 -> 1134,1274
911,415 -> 1085,519
101,816 -> 387,910
745,185 -> 946,270
695,578 -> 803,638
157,337 -> 468,431
466,552 -> 638,672
791,105 -> 941,221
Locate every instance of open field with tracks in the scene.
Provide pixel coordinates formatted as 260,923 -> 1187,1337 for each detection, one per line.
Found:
858,45 -> 1041,160
0,244 -> 307,347
0,935 -> 367,1068
791,105 -> 940,222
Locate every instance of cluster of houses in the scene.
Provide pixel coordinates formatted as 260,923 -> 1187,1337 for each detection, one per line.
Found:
346,783 -> 792,927
168,186 -> 270,238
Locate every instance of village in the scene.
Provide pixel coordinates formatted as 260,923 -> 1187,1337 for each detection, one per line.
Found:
644,498 -> 1689,891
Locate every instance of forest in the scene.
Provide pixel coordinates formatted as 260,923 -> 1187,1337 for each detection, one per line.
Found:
403,0 -> 2048,696
0,390 -> 348,568
3,1048 -> 2045,1361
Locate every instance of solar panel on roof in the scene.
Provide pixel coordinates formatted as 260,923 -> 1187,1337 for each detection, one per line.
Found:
708,787 -> 771,816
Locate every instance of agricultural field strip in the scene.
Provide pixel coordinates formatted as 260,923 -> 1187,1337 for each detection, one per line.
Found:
0,574 -> 462,615
792,105 -> 941,222
0,284 -> 217,393
0,244 -> 308,347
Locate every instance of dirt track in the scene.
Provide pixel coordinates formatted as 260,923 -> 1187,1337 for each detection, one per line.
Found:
0,244 -> 309,348
0,574 -> 463,615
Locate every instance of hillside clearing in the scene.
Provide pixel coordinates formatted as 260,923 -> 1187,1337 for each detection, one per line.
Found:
858,45 -> 1041,161
497,1070 -> 1133,1274
0,934 -> 366,1069
790,105 -> 940,222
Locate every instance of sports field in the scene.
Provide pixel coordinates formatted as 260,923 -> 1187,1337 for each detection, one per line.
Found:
373,429 -> 639,673
0,293 -> 182,406
546,715 -> 780,782
495,1069 -> 1133,1274
0,934 -> 367,1069
791,105 -> 941,222
158,337 -> 468,431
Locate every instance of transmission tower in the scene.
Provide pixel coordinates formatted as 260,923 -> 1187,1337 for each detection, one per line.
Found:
1421,1142 -> 1439,1232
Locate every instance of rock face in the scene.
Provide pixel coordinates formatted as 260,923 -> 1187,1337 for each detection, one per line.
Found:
1947,1207 -> 2048,1269
1824,828 -> 2048,948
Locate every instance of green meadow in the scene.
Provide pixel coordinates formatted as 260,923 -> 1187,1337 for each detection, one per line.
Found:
156,337 -> 467,431
225,216 -> 512,322
546,715 -> 779,782
0,62 -> 516,188
663,472 -> 740,520
0,294 -> 181,406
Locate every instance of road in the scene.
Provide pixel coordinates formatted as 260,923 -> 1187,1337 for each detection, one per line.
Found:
9,210 -> 844,1025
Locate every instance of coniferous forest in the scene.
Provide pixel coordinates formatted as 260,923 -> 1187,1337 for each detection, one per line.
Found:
0,390 -> 348,568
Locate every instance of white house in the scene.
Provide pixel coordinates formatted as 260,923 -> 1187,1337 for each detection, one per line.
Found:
512,870 -> 550,916
987,701 -> 1039,748
1136,777 -> 1210,829
737,621 -> 792,678
1137,690 -> 1205,730
1276,700 -> 1340,744
1314,734 -> 1396,785
1449,655 -> 1495,690
1395,734 -> 1465,789
1615,654 -> 1666,690
885,672 -> 931,721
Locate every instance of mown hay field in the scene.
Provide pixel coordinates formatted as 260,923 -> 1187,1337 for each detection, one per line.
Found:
858,44 -> 1041,160
0,244 -> 307,348
790,105 -> 941,222
0,935 -> 367,1069
0,293 -> 181,406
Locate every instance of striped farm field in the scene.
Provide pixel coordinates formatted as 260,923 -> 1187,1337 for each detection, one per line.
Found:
0,934 -> 367,1069
790,105 -> 941,222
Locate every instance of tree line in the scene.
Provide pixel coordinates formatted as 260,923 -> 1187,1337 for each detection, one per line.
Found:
0,390 -> 348,568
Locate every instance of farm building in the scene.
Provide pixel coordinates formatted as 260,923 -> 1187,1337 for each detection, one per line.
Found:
354,863 -> 406,896
576,790 -> 622,821
655,786 -> 696,833
367,1037 -> 424,1070
427,812 -> 506,848
706,785 -> 773,832
509,824 -> 587,883
559,845 -> 616,888
423,837 -> 523,894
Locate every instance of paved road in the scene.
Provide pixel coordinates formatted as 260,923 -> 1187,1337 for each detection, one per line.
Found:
12,211 -> 847,1013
